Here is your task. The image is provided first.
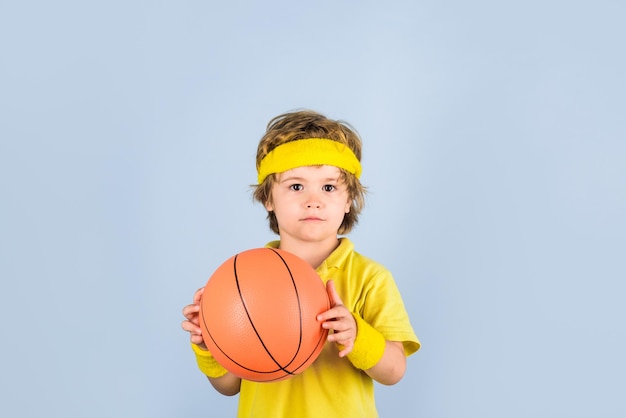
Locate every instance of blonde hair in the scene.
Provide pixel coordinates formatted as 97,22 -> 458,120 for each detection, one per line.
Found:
253,110 -> 366,235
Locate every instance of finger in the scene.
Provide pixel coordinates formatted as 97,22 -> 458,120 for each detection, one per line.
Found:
328,331 -> 354,357
317,305 -> 346,323
193,287 -> 205,304
182,303 -> 200,319
190,335 -> 206,346
319,309 -> 342,328
186,325 -> 205,346
337,342 -> 353,357
328,323 -> 355,339
326,280 -> 344,308
181,319 -> 202,335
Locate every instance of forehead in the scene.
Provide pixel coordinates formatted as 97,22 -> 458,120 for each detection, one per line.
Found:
277,165 -> 343,181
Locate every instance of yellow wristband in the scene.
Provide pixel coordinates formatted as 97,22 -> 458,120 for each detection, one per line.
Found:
346,314 -> 386,370
191,343 -> 229,378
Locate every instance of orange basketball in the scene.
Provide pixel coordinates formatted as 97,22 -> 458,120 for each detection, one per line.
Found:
198,248 -> 330,382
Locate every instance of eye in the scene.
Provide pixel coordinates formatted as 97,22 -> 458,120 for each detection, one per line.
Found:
323,184 -> 336,192
290,184 -> 303,191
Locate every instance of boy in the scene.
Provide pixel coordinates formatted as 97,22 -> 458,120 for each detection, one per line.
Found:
181,110 -> 420,417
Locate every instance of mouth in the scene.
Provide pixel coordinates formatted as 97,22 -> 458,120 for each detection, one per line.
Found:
301,217 -> 324,222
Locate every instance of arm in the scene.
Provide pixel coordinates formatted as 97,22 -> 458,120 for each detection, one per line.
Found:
182,287 -> 242,395
363,341 -> 406,385
208,372 -> 242,396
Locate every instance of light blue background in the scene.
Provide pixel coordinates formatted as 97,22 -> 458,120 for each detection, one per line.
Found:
1,1 -> 624,417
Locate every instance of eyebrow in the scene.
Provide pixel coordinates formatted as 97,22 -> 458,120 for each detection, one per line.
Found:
279,175 -> 341,184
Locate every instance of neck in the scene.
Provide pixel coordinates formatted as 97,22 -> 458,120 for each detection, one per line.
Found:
277,236 -> 340,269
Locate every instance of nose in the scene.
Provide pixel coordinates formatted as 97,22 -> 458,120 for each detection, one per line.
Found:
305,190 -> 322,209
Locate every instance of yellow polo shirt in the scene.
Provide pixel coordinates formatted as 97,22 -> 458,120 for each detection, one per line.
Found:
235,238 -> 420,418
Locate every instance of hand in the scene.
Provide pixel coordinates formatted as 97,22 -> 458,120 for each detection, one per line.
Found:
181,287 -> 206,347
317,280 -> 357,358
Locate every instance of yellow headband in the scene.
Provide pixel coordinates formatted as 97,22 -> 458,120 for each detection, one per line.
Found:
257,138 -> 362,184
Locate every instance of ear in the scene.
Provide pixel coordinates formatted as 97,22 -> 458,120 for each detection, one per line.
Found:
264,200 -> 274,212
344,199 -> 351,214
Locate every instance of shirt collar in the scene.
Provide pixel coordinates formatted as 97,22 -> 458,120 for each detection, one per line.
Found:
264,238 -> 354,276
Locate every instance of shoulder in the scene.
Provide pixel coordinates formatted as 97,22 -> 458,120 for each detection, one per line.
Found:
338,244 -> 399,300
342,242 -> 392,280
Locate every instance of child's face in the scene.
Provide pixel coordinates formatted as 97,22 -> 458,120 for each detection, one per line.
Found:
265,165 -> 351,243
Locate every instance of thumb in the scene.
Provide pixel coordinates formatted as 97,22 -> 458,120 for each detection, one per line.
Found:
326,280 -> 344,307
